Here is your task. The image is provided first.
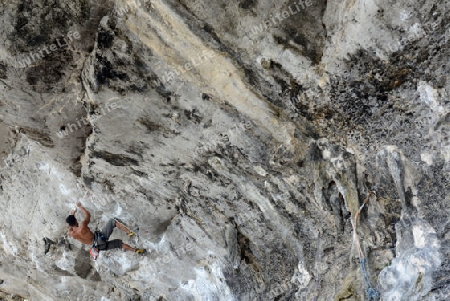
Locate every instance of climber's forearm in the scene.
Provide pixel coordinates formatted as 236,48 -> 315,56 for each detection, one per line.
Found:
79,206 -> 90,216
76,203 -> 91,224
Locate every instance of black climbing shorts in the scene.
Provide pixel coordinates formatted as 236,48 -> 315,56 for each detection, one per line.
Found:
96,219 -> 122,250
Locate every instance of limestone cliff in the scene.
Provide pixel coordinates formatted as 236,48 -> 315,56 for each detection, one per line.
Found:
0,0 -> 448,300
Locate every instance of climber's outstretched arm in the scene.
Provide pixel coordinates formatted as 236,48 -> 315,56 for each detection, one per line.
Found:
77,202 -> 91,226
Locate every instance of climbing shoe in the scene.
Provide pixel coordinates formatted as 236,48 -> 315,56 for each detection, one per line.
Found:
135,248 -> 147,255
127,231 -> 135,237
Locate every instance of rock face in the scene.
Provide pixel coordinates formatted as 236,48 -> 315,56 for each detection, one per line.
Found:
0,0 -> 448,300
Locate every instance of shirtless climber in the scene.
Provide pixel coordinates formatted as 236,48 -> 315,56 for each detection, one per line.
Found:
66,202 -> 145,259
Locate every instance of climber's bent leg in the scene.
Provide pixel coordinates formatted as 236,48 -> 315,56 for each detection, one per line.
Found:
105,239 -> 123,250
104,239 -> 141,253
114,220 -> 133,235
121,242 -> 135,251
101,219 -> 117,240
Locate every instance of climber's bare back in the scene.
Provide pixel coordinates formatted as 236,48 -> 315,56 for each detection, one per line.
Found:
68,224 -> 94,245
67,202 -> 94,245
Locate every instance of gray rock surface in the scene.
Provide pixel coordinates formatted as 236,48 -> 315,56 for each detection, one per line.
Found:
0,0 -> 448,300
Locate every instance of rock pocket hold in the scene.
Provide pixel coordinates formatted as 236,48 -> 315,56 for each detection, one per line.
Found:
43,237 -> 55,254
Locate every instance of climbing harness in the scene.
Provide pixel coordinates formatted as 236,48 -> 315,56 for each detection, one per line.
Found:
89,246 -> 99,261
90,230 -> 106,261
353,191 -> 381,301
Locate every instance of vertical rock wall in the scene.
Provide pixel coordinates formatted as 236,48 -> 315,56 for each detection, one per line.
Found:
0,0 -> 448,300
